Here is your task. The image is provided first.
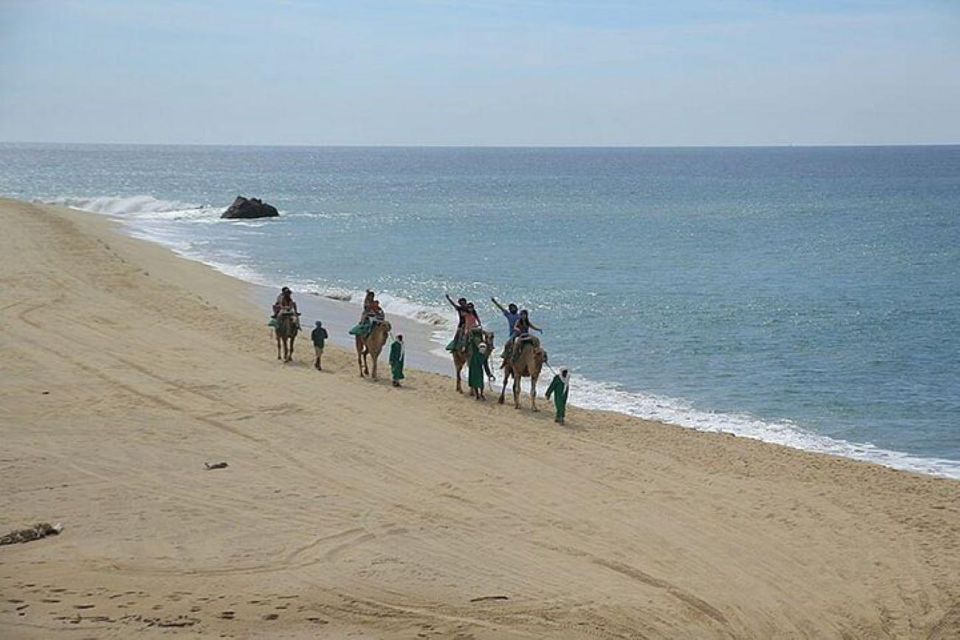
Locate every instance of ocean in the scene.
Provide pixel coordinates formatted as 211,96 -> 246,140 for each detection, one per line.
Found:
2,143 -> 958,478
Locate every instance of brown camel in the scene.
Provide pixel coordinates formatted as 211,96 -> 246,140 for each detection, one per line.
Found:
452,329 -> 495,393
499,337 -> 548,410
355,320 -> 392,379
275,312 -> 299,362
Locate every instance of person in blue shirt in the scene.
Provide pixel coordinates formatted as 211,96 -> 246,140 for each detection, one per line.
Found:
491,297 -> 520,337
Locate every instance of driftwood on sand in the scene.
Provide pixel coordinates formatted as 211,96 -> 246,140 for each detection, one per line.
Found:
204,462 -> 229,470
1,522 -> 63,546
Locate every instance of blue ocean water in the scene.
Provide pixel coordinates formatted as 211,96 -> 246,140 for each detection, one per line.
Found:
2,143 -> 958,478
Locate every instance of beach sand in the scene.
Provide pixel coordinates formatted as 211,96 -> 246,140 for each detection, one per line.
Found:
1,198 -> 958,639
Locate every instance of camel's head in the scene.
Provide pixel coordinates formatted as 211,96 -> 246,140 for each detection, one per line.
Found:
483,330 -> 495,350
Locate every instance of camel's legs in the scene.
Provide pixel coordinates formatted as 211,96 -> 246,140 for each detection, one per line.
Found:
371,355 -> 378,380
498,369 -> 511,404
530,375 -> 539,412
355,337 -> 366,376
289,336 -> 295,362
513,376 -> 521,409
276,332 -> 282,360
455,360 -> 463,393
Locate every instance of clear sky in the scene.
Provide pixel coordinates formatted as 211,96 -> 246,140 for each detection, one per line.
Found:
1,0 -> 958,146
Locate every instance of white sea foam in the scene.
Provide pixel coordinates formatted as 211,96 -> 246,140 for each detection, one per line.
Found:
557,375 -> 960,480
46,192 -> 960,481
44,195 -> 209,216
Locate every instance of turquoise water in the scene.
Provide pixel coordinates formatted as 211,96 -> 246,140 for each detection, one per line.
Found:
2,143 -> 958,477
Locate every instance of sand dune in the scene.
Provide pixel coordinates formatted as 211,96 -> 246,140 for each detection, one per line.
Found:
1,198 -> 958,639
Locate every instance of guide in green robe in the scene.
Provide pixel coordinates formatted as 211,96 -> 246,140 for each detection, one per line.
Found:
545,369 -> 570,425
467,338 -> 487,400
389,335 -> 405,387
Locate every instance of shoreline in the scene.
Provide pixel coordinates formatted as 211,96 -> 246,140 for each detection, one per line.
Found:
44,195 -> 960,480
2,197 -> 959,638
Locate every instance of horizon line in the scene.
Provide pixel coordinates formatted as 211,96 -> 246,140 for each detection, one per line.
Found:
2,140 -> 959,150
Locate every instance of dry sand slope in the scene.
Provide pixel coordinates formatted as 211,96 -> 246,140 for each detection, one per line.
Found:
0,198 -> 958,639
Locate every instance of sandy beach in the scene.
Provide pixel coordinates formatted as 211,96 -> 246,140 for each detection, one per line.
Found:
1,197 -> 958,639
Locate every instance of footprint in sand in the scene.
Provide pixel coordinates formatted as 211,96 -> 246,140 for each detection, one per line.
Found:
263,613 -> 279,620
74,604 -> 96,610
220,610 -> 235,620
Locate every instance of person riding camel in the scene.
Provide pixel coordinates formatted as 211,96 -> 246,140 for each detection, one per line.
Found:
445,294 -> 471,351
369,299 -> 385,323
272,286 -> 293,318
360,289 -> 375,322
491,297 -> 520,338
508,309 -> 541,361
276,288 -> 301,329
463,302 -> 482,335
349,290 -> 383,337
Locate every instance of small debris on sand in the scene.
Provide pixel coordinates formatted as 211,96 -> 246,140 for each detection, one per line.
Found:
204,462 -> 228,470
0,522 -> 63,546
469,595 -> 509,603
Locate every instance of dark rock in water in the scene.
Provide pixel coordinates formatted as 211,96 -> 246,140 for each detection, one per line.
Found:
220,196 -> 279,219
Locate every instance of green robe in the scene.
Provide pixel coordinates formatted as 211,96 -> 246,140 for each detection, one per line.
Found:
389,340 -> 405,381
467,342 -> 485,391
545,374 -> 569,421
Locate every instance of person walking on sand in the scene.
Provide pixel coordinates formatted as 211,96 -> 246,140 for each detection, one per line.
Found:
311,320 -> 329,371
468,336 -> 488,400
389,334 -> 405,387
545,368 -> 570,425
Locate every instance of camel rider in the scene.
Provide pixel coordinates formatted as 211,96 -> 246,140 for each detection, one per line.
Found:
360,289 -> 375,322
350,298 -> 384,337
491,297 -> 520,337
463,302 -> 482,335
276,289 -> 301,329
445,294 -> 470,351
370,300 -> 385,323
272,286 -> 292,318
509,309 -> 542,361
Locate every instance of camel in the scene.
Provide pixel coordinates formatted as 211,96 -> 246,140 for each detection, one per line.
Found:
275,312 -> 299,362
499,337 -> 548,410
355,320 -> 392,379
452,329 -> 495,393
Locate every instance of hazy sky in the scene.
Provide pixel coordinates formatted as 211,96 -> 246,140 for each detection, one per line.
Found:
1,0 -> 958,146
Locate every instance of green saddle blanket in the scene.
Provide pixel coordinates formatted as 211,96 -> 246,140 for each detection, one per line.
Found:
349,322 -> 372,337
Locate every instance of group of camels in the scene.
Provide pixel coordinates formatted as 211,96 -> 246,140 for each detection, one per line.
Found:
274,307 -> 547,411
